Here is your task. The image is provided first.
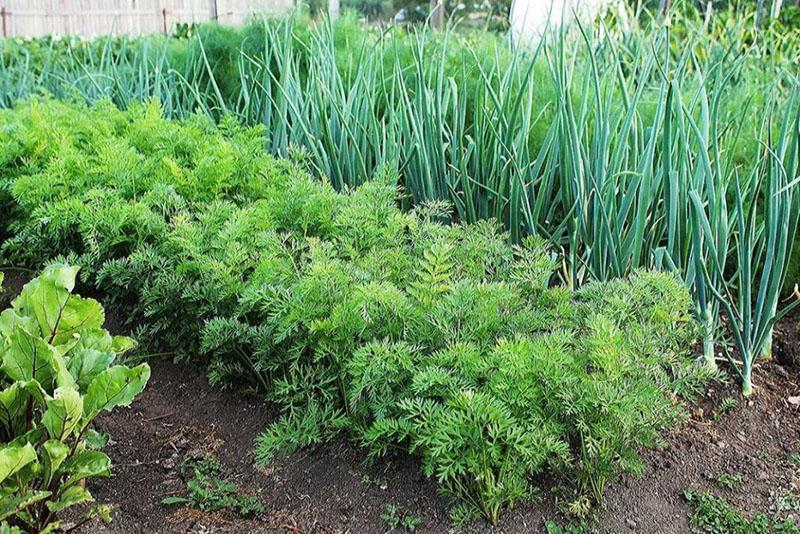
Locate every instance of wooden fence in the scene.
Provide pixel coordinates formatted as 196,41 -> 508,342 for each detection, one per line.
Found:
0,0 -> 295,38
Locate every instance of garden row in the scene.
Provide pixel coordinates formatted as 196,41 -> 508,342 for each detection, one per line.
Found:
2,8 -> 799,395
0,98 -> 712,527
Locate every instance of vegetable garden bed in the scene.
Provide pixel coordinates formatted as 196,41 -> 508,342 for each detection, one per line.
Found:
2,269 -> 798,533
1,95 -> 798,532
2,6 -> 800,531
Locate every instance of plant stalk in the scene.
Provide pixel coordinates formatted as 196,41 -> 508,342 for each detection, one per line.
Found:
759,327 -> 773,360
702,305 -> 716,369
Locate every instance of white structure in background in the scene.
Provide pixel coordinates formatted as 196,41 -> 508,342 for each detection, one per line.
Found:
510,0 -> 627,49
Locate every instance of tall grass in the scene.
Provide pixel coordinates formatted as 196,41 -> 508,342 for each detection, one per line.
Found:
1,7 -> 799,393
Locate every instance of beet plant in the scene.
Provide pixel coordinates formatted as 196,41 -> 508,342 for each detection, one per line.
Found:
0,265 -> 149,533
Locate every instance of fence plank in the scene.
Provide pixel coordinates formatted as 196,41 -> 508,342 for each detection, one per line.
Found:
0,0 -> 294,37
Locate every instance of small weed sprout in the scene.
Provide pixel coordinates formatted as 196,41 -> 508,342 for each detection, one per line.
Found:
162,456 -> 264,518
685,490 -> 799,533
718,397 -> 740,415
716,472 -> 744,490
380,504 -> 421,532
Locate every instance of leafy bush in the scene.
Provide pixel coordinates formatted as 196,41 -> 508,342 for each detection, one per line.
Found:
0,265 -> 150,533
334,270 -> 698,524
0,99 -> 711,525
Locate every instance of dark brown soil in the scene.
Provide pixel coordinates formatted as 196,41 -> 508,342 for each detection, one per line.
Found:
2,270 -> 799,533
0,269 -> 32,307
775,316 -> 800,368
74,341 -> 800,534
598,360 -> 800,533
